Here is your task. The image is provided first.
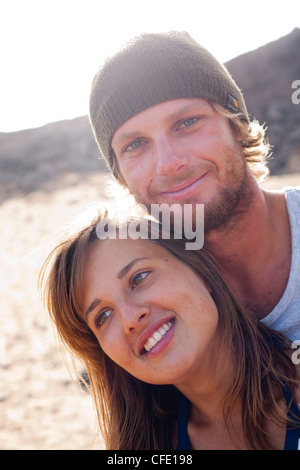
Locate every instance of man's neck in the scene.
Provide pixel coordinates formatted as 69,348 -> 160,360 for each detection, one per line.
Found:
204,182 -> 291,318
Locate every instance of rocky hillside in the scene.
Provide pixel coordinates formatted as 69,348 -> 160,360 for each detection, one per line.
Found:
0,116 -> 106,203
0,29 -> 299,203
226,28 -> 300,175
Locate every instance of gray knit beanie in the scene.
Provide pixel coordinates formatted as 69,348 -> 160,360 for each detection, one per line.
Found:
89,31 -> 248,178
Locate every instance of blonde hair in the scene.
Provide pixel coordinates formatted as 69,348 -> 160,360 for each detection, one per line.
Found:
211,103 -> 271,182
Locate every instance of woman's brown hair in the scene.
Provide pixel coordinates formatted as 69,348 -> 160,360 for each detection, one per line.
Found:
39,209 -> 298,449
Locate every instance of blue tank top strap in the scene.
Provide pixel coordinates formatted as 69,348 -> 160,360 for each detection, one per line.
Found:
176,394 -> 191,450
283,385 -> 300,450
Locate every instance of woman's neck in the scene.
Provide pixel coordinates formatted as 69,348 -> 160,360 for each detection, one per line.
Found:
176,344 -> 236,422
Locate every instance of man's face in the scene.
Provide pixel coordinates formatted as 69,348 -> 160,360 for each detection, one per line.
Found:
111,98 -> 251,231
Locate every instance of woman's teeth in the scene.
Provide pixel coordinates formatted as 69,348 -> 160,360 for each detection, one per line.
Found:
144,321 -> 173,352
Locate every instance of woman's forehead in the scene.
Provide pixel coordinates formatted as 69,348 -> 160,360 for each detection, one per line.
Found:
85,237 -> 172,270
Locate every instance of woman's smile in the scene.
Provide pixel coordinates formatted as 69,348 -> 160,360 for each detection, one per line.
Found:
140,318 -> 175,355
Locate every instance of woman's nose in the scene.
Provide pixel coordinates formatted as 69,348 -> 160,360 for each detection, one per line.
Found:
120,304 -> 150,334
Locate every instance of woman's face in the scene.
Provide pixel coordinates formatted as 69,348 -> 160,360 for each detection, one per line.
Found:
80,238 -> 219,387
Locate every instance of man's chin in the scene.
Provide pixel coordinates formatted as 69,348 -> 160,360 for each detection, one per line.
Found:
204,186 -> 254,233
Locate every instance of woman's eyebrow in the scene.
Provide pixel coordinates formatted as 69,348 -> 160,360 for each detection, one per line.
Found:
117,257 -> 149,280
85,299 -> 102,322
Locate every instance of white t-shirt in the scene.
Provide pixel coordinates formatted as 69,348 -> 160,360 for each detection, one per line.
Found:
261,187 -> 300,341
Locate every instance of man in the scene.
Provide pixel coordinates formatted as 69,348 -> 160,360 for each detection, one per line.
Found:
89,31 -> 300,341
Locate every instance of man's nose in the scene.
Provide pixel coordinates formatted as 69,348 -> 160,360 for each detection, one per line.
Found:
154,138 -> 187,176
120,303 -> 150,335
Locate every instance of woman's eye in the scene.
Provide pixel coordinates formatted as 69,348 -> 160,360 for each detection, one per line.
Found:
131,271 -> 149,290
95,309 -> 112,328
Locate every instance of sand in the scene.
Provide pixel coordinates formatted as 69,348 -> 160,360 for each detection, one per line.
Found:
0,173 -> 110,450
0,171 -> 299,450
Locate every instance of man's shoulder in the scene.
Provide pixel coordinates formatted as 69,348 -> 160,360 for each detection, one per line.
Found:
265,185 -> 300,207
284,184 -> 300,193
284,185 -> 300,207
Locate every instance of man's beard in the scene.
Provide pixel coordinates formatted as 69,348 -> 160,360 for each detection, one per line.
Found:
129,153 -> 253,235
203,163 -> 252,233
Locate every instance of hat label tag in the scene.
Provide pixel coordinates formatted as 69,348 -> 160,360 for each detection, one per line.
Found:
227,93 -> 239,112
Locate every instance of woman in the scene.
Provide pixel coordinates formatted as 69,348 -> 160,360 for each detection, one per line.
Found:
39,208 -> 300,450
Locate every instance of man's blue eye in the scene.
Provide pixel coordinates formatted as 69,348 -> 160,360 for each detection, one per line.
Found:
182,118 -> 197,127
125,140 -> 143,151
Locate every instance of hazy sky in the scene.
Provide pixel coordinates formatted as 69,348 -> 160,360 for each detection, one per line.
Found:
1,0 -> 299,133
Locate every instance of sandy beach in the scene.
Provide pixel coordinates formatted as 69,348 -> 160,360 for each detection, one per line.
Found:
0,172 -> 110,450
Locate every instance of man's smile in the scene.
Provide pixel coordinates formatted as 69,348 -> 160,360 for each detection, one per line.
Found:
157,173 -> 208,201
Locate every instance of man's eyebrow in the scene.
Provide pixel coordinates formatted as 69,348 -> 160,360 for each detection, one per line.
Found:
112,131 -> 144,147
168,102 -> 210,122
117,257 -> 149,280
113,102 -> 210,147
